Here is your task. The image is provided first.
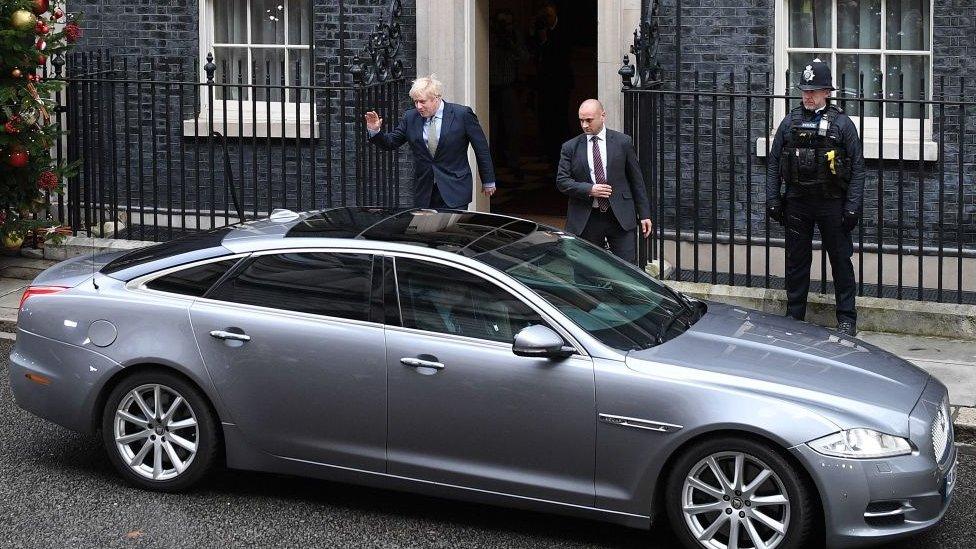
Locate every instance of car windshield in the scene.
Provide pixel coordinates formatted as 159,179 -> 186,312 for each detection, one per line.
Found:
478,230 -> 692,351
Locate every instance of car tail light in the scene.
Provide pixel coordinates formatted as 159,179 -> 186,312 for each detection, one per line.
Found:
19,286 -> 68,310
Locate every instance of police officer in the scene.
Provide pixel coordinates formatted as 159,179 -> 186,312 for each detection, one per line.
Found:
766,58 -> 865,336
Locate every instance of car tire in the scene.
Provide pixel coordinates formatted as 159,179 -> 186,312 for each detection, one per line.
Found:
101,370 -> 219,492
664,437 -> 815,549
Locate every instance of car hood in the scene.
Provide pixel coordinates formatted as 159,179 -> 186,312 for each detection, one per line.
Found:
627,302 -> 929,428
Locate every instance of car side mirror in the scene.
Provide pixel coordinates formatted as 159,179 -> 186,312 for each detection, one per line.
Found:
512,325 -> 575,359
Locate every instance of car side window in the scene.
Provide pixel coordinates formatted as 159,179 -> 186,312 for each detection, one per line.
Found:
145,258 -> 239,297
394,257 -> 547,344
207,252 -> 373,321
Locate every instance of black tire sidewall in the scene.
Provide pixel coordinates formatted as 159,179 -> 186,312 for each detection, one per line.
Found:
665,437 -> 814,549
101,370 -> 219,492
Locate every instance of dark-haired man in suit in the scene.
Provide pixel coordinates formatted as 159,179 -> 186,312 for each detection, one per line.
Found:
365,75 -> 496,209
556,99 -> 652,264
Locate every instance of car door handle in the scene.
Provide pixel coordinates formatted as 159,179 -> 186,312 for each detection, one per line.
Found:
400,357 -> 445,370
209,330 -> 251,342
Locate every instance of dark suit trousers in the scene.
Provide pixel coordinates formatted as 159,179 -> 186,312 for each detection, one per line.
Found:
784,197 -> 857,324
580,209 -> 637,264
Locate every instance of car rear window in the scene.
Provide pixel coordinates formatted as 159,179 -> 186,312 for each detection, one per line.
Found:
145,259 -> 240,297
101,228 -> 234,275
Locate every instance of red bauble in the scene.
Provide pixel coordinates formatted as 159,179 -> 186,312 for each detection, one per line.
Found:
4,121 -> 19,134
37,54 -> 47,65
53,7 -> 63,19
37,171 -> 59,191
8,149 -> 29,168
35,21 -> 49,34
35,38 -> 46,51
31,0 -> 50,15
64,21 -> 81,43
27,74 -> 40,82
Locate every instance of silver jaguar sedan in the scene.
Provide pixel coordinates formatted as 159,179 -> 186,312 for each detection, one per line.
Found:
9,208 -> 955,549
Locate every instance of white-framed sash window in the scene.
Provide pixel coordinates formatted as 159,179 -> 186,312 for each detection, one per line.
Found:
185,0 -> 317,138
762,0 -> 937,160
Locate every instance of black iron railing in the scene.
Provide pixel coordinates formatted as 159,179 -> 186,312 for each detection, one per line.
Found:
52,51 -> 406,242
624,72 -> 976,305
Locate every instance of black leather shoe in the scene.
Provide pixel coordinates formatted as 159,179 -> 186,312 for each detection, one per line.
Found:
837,320 -> 857,336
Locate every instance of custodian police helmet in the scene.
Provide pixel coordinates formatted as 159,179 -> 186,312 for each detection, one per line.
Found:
797,58 -> 835,91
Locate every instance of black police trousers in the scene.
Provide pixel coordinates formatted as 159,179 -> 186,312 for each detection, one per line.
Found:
784,196 -> 857,325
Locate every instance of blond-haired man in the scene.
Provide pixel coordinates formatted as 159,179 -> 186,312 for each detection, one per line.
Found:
365,75 -> 496,208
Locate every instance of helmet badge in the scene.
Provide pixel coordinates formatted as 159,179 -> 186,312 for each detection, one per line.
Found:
803,65 -> 815,82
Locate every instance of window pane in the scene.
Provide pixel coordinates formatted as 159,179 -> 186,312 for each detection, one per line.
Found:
287,49 -> 310,103
838,0 -> 881,49
789,0 -> 831,48
208,253 -> 373,321
287,0 -> 310,45
886,0 -> 930,50
214,0 -> 247,44
213,47 -> 250,100
886,55 -> 929,119
251,0 -> 286,45
252,48 -> 285,102
395,258 -> 546,344
836,54 -> 882,117
146,259 -> 238,297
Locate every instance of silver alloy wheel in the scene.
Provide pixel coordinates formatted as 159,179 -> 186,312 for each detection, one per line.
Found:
681,451 -> 791,549
113,383 -> 199,481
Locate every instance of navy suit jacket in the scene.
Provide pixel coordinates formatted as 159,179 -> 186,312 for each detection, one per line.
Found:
555,129 -> 652,235
368,101 -> 496,208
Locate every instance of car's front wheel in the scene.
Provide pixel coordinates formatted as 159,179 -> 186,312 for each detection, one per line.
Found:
101,370 -> 219,491
665,437 -> 815,549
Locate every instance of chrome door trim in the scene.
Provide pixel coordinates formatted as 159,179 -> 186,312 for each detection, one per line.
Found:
598,414 -> 683,433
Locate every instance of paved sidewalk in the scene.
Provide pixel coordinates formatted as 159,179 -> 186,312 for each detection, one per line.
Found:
1,255 -> 974,435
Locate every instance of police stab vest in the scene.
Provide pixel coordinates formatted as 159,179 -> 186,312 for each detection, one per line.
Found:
780,104 -> 851,197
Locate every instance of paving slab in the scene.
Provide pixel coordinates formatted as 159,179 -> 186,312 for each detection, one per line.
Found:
0,279 -> 28,297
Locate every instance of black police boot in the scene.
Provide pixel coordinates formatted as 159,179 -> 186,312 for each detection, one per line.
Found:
837,320 -> 857,336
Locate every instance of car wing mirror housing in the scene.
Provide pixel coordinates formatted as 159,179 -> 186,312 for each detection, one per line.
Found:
512,325 -> 575,359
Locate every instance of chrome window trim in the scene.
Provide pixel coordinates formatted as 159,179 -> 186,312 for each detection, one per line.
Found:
127,245 -> 589,356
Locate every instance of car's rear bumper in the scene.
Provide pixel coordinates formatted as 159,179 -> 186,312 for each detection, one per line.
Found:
792,443 -> 956,548
8,328 -> 121,434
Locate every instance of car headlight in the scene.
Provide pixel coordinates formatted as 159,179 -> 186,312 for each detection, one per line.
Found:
807,429 -> 912,459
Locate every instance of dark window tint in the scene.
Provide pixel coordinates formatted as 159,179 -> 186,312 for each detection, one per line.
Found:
208,252 -> 373,321
102,228 -> 233,274
395,258 -> 546,343
145,259 -> 239,297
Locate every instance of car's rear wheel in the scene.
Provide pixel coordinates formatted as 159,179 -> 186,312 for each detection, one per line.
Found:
665,437 -> 814,549
101,370 -> 219,491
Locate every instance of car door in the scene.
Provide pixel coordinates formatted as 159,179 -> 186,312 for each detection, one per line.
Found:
385,256 -> 596,506
189,250 -> 387,472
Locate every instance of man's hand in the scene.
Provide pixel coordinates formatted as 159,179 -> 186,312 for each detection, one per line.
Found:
589,183 -> 612,198
483,187 -> 496,198
364,111 -> 382,132
640,219 -> 653,238
766,197 -> 784,225
842,210 -> 859,232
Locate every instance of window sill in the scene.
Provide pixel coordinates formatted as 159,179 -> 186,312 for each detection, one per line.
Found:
182,113 -> 319,139
756,137 -> 939,161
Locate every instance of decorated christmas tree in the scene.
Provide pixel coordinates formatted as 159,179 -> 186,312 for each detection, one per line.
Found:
0,0 -> 79,248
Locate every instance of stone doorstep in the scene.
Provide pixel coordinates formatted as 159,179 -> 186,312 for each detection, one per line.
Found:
664,280 -> 976,341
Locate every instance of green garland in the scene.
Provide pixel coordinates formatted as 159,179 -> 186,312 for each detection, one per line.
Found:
0,0 -> 78,244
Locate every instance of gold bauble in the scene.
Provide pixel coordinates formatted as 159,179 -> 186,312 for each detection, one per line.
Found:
11,9 -> 37,31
